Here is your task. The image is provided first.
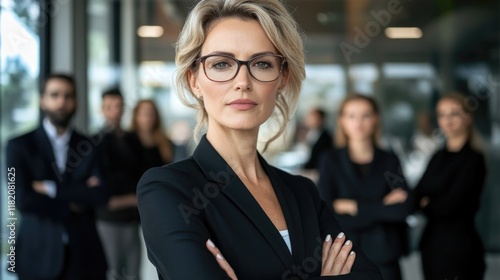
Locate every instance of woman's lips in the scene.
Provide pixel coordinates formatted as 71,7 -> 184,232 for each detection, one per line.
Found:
227,99 -> 257,110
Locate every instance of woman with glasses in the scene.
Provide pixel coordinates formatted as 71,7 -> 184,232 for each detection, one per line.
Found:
137,0 -> 381,279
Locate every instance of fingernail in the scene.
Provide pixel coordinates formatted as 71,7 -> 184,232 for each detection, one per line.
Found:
207,239 -> 215,248
345,240 -> 351,245
350,251 -> 355,255
337,232 -> 344,238
325,234 -> 331,242
216,253 -> 224,260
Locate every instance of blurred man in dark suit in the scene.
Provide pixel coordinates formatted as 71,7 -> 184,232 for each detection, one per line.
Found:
303,108 -> 333,170
6,73 -> 109,280
96,89 -> 143,280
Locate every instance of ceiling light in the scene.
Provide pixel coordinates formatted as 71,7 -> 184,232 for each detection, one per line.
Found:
137,25 -> 164,38
385,27 -> 422,39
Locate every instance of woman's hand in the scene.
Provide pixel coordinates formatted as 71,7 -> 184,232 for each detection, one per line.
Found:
32,181 -> 48,195
333,199 -> 358,216
383,188 -> 408,205
321,232 -> 356,276
206,239 -> 238,280
420,197 -> 429,208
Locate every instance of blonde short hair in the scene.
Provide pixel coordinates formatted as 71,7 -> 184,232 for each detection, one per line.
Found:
175,0 -> 305,151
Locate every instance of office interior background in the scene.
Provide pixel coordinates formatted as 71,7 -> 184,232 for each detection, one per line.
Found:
1,0 -> 499,279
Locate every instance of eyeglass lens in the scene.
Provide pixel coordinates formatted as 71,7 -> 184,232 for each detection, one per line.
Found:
202,55 -> 283,82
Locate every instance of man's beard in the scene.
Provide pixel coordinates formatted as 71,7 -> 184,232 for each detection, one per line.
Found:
44,109 -> 75,129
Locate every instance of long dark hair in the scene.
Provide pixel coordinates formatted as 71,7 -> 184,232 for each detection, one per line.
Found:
131,100 -> 172,163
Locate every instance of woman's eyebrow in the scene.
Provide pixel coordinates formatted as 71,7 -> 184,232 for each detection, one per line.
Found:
250,51 -> 277,58
207,51 -> 234,56
202,51 -> 278,58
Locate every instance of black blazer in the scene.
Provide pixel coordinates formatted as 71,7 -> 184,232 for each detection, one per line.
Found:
96,130 -> 143,223
317,148 -> 414,264
304,129 -> 333,170
6,126 -> 109,279
137,135 -> 382,280
414,143 -> 486,279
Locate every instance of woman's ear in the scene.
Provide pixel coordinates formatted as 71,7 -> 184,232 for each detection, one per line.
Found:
278,71 -> 289,92
188,70 -> 200,94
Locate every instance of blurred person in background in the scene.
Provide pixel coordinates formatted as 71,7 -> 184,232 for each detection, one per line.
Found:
131,99 -> 173,170
168,120 -> 194,161
318,93 -> 414,280
96,89 -> 143,280
302,107 -> 333,171
415,93 -> 486,280
7,73 -> 108,280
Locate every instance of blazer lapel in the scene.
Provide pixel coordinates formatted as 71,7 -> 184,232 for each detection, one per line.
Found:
338,148 -> 360,197
193,136 -> 294,269
261,158 -> 306,264
63,131 -> 79,179
34,126 -> 63,181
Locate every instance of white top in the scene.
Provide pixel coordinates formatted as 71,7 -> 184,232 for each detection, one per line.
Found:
279,229 -> 292,254
42,118 -> 72,199
43,117 -> 71,173
42,118 -> 71,243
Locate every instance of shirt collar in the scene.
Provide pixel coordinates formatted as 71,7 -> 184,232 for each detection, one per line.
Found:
43,117 -> 72,143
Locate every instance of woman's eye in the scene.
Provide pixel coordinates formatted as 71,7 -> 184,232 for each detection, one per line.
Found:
212,61 -> 230,69
253,60 -> 272,69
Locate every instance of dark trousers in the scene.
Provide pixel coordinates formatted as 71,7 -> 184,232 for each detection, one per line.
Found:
377,261 -> 402,280
96,220 -> 142,280
17,245 -> 79,280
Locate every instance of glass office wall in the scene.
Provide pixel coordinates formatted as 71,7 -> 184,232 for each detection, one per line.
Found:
1,1 -> 42,279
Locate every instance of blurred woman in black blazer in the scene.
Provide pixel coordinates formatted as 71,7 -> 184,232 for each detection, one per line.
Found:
415,93 -> 486,280
137,1 -> 382,279
318,94 -> 414,280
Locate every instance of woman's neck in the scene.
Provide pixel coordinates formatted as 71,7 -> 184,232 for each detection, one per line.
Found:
206,126 -> 262,183
446,134 -> 468,152
138,129 -> 155,146
348,139 -> 374,164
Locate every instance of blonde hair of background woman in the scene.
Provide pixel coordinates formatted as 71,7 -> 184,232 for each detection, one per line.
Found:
334,93 -> 382,148
438,92 -> 483,153
174,0 -> 306,152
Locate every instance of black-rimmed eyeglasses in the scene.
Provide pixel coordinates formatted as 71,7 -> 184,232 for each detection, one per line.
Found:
196,54 -> 286,82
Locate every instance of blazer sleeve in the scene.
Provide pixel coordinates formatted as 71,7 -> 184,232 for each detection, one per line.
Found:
7,136 -> 109,212
317,153 -> 376,230
6,138 -> 50,215
137,166 -> 231,280
421,153 -> 485,219
54,155 -> 110,208
355,157 -> 415,223
320,154 -> 414,230
304,179 -> 383,279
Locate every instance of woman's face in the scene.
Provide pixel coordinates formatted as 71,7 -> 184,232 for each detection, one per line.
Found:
437,98 -> 471,138
340,99 -> 378,142
189,18 -> 286,133
136,102 -> 157,132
